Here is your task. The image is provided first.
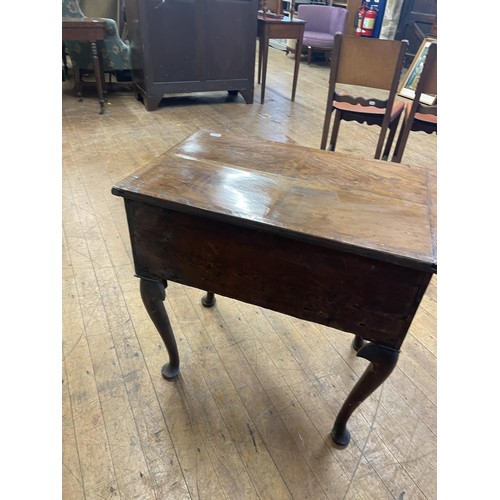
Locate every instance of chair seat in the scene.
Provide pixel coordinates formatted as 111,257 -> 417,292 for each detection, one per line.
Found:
413,110 -> 438,124
333,99 -> 405,121
303,31 -> 335,49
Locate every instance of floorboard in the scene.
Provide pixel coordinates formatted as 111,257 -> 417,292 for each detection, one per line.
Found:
62,45 -> 437,499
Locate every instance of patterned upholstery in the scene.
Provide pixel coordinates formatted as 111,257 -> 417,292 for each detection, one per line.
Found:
62,0 -> 131,76
79,0 -> 125,37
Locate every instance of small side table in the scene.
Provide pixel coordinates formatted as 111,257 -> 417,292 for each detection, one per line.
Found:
257,15 -> 306,104
111,129 -> 437,448
62,17 -> 107,114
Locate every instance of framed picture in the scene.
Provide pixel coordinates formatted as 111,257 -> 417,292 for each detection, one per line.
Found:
399,38 -> 436,105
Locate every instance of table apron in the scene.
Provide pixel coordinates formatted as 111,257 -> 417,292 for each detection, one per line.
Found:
258,24 -> 304,39
125,200 -> 432,349
62,27 -> 106,41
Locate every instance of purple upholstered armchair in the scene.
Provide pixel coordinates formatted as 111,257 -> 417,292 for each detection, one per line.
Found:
295,5 -> 348,65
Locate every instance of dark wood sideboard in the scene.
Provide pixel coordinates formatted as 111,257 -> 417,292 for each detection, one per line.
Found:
124,0 -> 259,111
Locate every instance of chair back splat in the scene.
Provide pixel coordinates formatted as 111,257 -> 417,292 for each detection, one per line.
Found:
320,33 -> 408,160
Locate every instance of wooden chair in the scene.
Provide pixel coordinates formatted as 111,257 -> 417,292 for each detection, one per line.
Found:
320,33 -> 408,160
391,41 -> 437,163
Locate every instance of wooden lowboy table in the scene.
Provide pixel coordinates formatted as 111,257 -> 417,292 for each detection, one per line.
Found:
257,16 -> 306,104
112,130 -> 436,448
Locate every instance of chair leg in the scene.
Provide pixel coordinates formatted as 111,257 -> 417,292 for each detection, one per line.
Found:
374,124 -> 389,160
382,115 -> 401,161
328,111 -> 342,152
320,106 -> 333,150
391,118 -> 412,163
62,42 -> 68,78
307,47 -> 312,65
73,67 -> 83,98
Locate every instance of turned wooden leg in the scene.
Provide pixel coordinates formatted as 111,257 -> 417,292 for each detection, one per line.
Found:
201,291 -> 216,308
90,40 -> 105,114
140,277 -> 180,380
331,342 -> 399,448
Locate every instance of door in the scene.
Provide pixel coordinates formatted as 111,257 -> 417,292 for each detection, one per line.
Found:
395,0 -> 436,64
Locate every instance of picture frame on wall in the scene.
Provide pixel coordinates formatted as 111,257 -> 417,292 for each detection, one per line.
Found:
399,38 -> 437,105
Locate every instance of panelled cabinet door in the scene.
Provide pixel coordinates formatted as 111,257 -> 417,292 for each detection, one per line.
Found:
205,0 -> 258,82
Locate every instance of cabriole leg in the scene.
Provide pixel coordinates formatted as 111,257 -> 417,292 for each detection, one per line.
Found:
140,277 -> 180,380
331,342 -> 399,448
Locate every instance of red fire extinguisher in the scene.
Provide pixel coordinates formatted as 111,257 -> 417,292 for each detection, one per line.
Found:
361,5 -> 378,37
355,2 -> 367,37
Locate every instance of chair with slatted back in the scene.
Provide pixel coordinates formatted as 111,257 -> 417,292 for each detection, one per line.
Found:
391,41 -> 437,163
320,33 -> 408,160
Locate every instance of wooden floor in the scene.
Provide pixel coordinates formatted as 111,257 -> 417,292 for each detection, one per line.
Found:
62,47 -> 437,499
